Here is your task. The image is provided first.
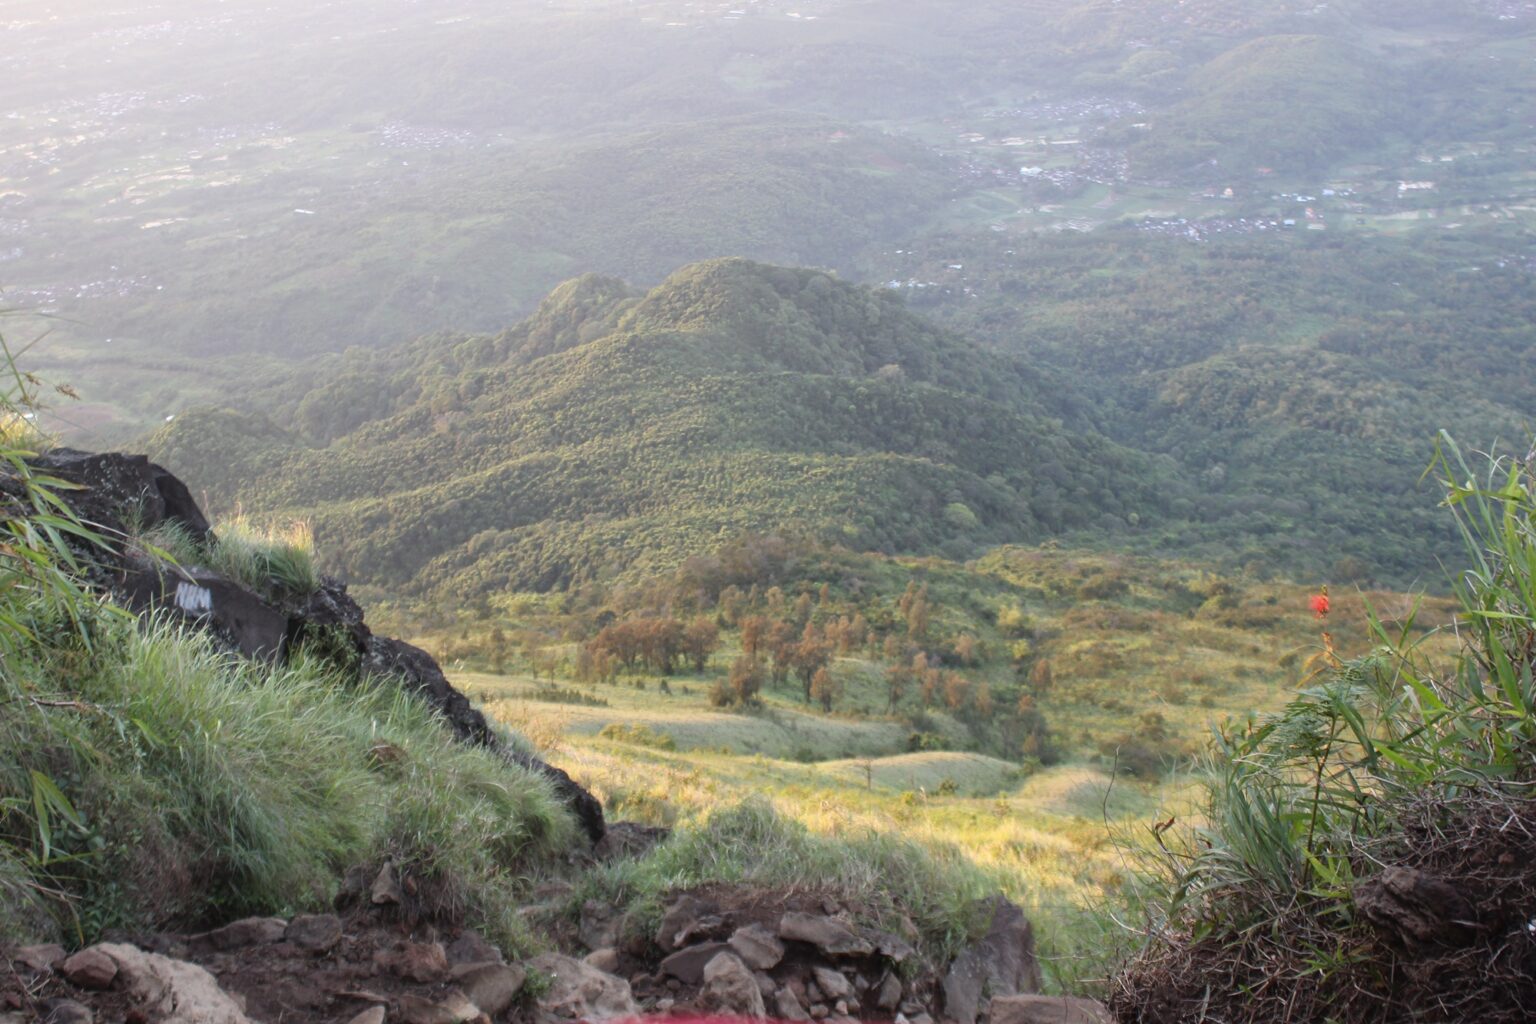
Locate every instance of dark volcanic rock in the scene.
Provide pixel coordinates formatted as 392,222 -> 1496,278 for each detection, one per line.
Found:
20,449 -> 607,845
34,448 -> 212,543
120,566 -> 290,661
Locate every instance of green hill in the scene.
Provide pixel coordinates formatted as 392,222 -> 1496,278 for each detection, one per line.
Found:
1130,35 -> 1401,176
146,259 -> 1181,598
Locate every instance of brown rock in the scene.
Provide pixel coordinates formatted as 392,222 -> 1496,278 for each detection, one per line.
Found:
584,949 -> 621,974
396,994 -> 460,1024
93,943 -> 250,1024
189,916 -> 288,953
812,966 -> 853,1001
656,895 -> 728,951
728,923 -> 785,970
374,941 -> 449,983
778,914 -> 874,957
344,1010 -> 387,1024
659,941 -> 732,984
285,913 -> 343,954
14,944 -> 67,974
988,994 -> 1113,1024
528,953 -> 639,1020
698,952 -> 766,1019
875,972 -> 903,1011
580,901 -> 623,952
446,932 -> 503,966
457,963 -> 526,1018
60,949 -> 118,990
372,861 -> 403,906
775,988 -> 811,1022
809,1004 -> 830,1020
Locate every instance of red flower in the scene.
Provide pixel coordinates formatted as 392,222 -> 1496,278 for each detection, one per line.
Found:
1310,593 -> 1330,619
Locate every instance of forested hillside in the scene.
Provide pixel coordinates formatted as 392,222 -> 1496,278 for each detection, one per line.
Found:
147,260 -> 1179,597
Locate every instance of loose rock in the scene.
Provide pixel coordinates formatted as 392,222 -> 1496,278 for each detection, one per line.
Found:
344,1010 -> 387,1024
776,988 -> 811,1021
728,923 -> 785,970
15,944 -> 67,974
372,861 -> 404,906
60,949 -> 118,990
580,901 -> 623,952
812,966 -> 853,1000
584,949 -> 621,974
659,941 -> 732,984
698,952 -> 766,1019
189,917 -> 288,954
285,913 -> 343,954
527,953 -> 639,1021
93,943 -> 251,1024
446,932 -> 503,966
779,913 -> 874,957
457,962 -> 526,1017
374,941 -> 449,983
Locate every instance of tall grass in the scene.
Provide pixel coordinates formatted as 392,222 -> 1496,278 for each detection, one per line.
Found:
136,515 -> 321,598
0,614 -> 575,946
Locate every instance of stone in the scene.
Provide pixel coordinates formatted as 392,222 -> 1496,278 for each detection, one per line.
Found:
659,941 -> 732,984
396,994 -> 461,1024
580,900 -> 623,951
527,953 -> 639,1020
60,948 -> 118,990
942,896 -> 1042,1024
868,930 -> 918,964
812,966 -> 853,1000
584,949 -> 621,974
875,971 -> 903,1010
776,988 -> 811,1022
372,861 -> 404,905
457,962 -> 526,1017
285,913 -> 343,954
345,1010 -> 387,1024
374,941 -> 449,983
92,943 -> 251,1024
809,1004 -> 830,1020
698,952 -> 766,1019
988,995 -> 1114,1024
778,913 -> 874,957
911,1014 -> 935,1024
754,972 -> 775,999
14,944 -> 67,973
728,923 -> 785,970
835,1001 -> 849,1016
656,894 -> 726,951
446,931 -> 503,966
41,1000 -> 93,1024
194,916 -> 290,952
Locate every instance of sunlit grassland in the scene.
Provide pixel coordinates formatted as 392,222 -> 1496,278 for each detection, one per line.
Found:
476,678 -> 1193,988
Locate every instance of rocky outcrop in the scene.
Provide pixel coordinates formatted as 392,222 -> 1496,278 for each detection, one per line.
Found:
26,448 -> 605,844
942,896 -> 1044,1024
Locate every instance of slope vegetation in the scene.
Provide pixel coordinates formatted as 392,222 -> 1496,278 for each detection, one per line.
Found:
148,260 -> 1180,597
